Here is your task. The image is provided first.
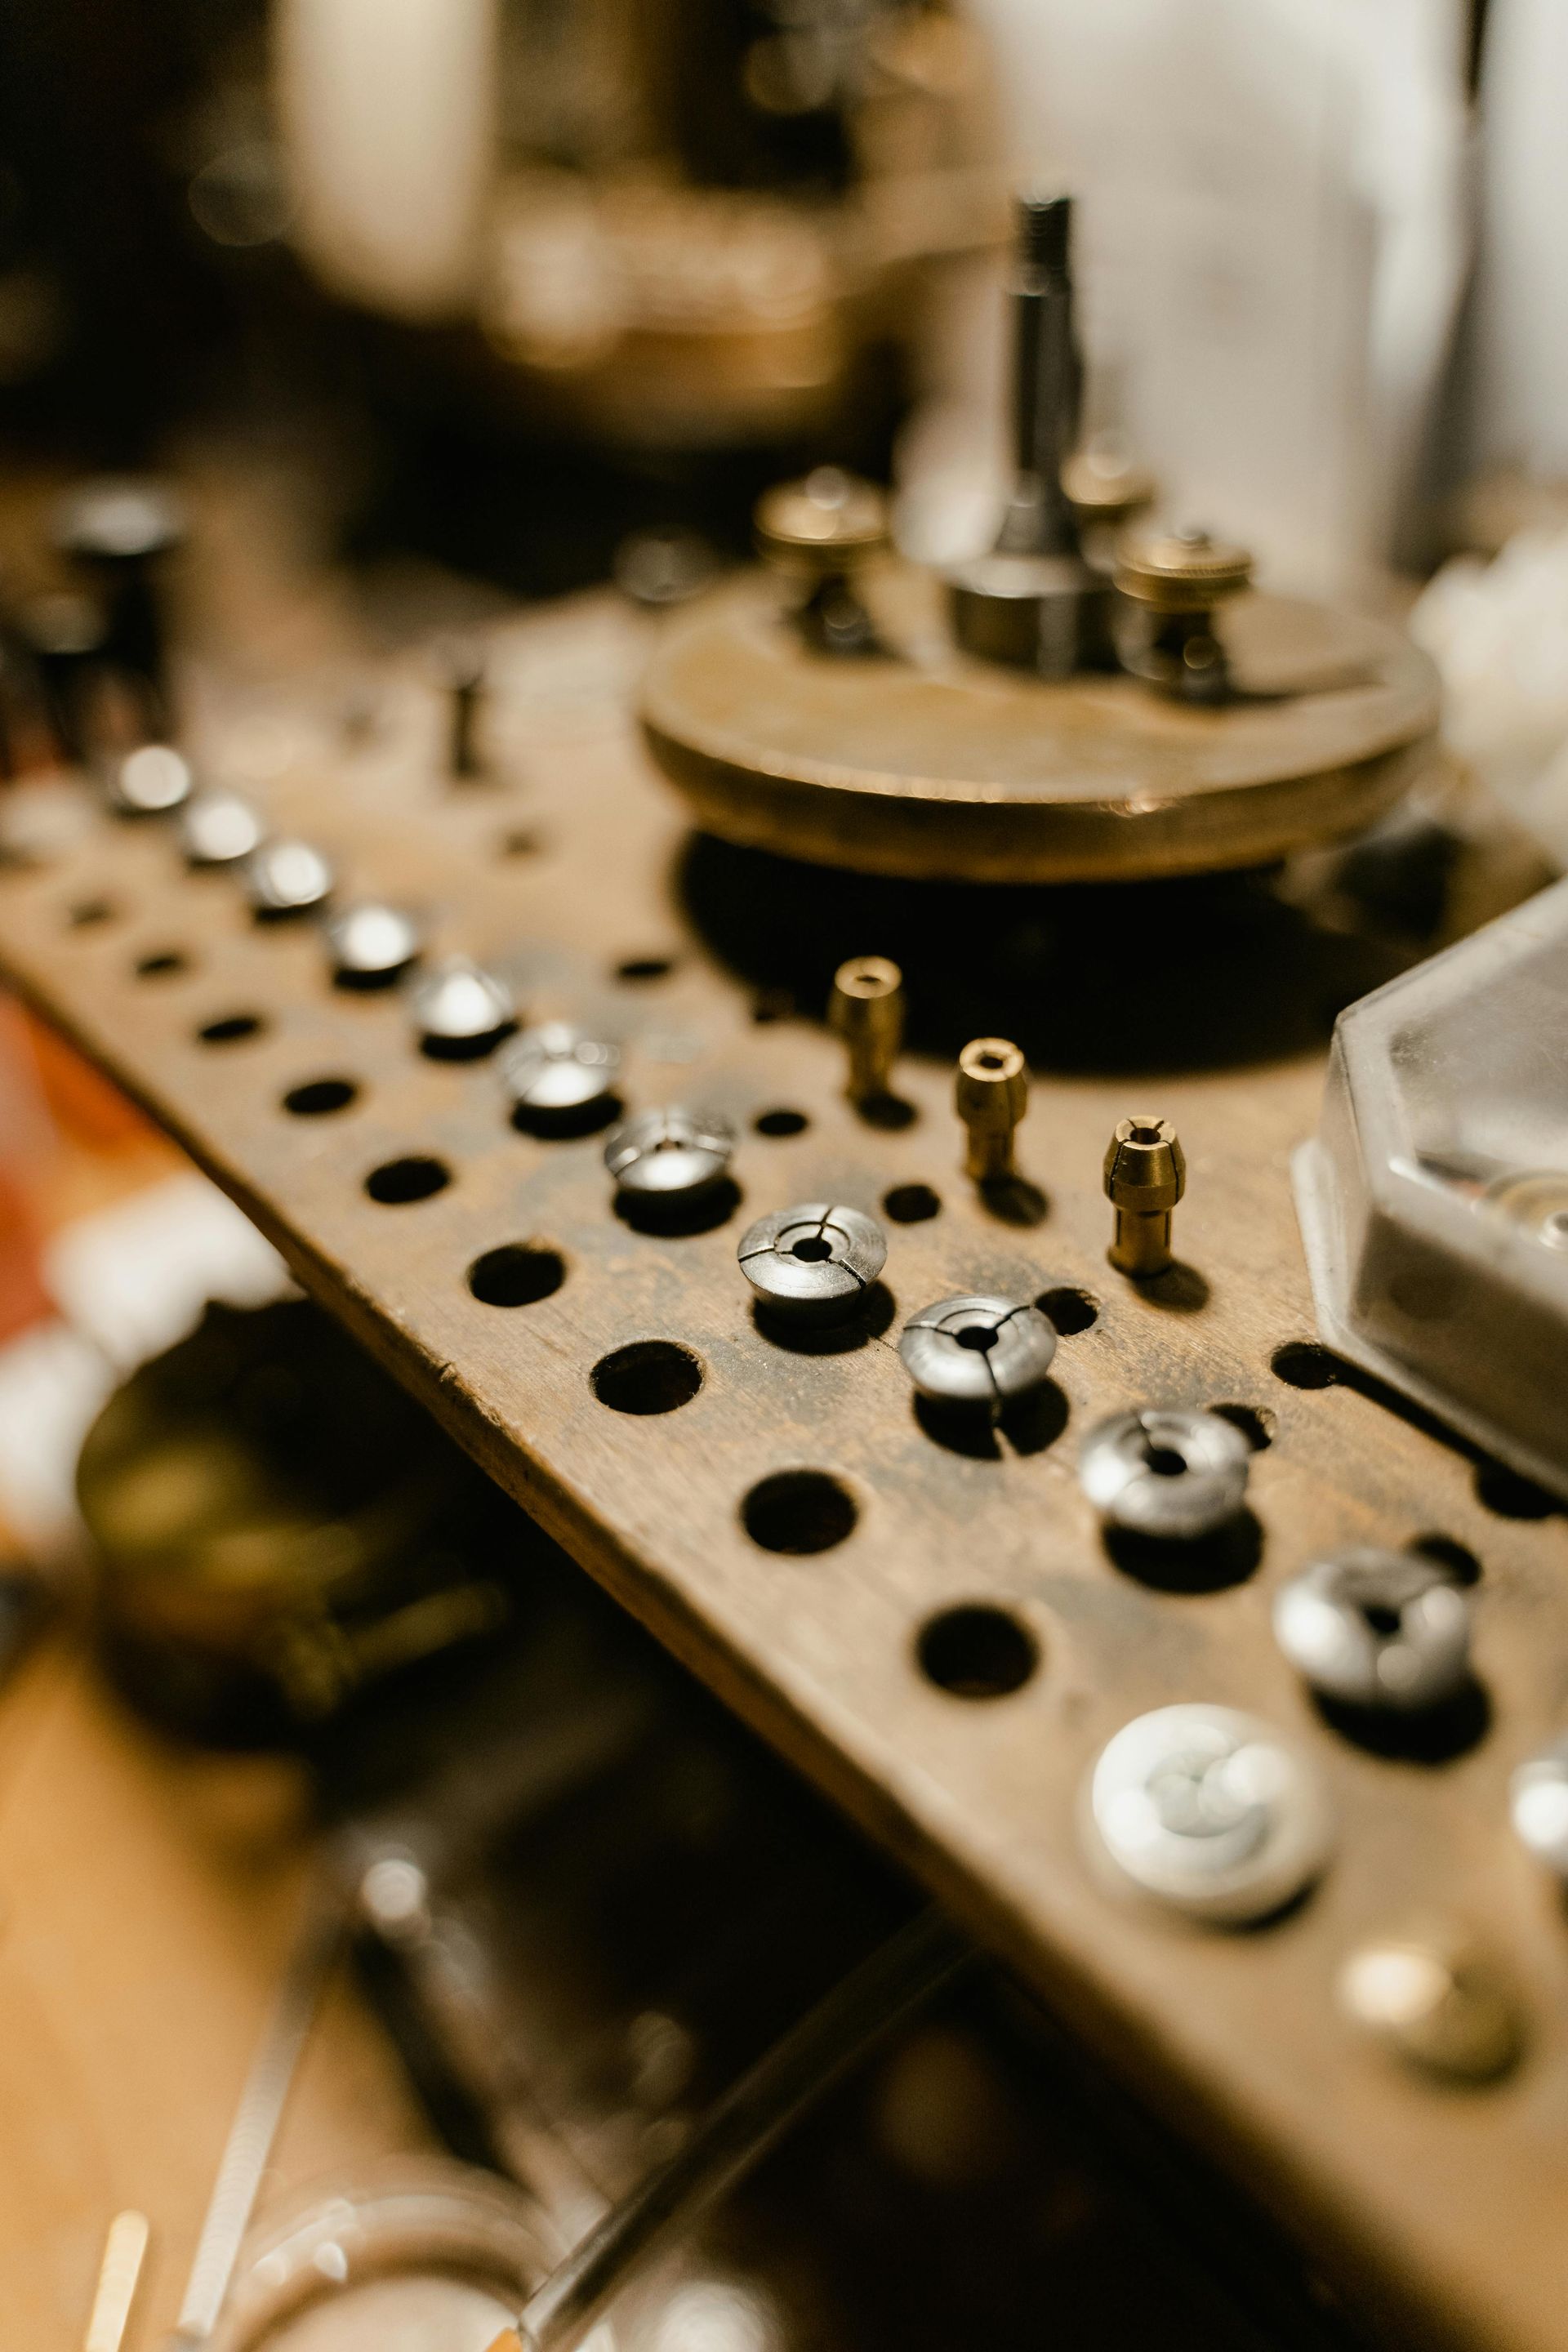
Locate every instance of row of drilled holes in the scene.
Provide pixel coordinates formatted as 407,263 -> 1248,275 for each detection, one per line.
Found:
207,1019 -> 1526,1614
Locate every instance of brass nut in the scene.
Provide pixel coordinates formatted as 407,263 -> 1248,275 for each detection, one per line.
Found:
1103,1114 -> 1186,1277
956,1038 -> 1027,1183
1115,526 -> 1251,615
829,956 -> 904,1107
754,468 -> 888,577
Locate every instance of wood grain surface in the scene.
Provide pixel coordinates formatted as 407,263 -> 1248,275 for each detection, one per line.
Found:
0,1639 -> 430,2345
2,587 -> 1567,2352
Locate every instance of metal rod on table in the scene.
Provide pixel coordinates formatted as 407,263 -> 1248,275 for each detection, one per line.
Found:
505,1908 -> 968,2352
164,1882 -> 342,2348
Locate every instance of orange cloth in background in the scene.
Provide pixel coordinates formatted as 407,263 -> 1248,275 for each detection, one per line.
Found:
0,992 -> 175,1343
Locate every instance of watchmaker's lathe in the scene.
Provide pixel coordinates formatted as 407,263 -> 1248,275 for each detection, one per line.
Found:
642,194 -> 1439,883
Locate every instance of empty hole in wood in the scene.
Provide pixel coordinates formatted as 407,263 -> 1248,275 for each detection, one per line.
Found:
1474,1462 -> 1559,1521
1407,1533 -> 1482,1586
616,955 -> 675,982
742,1469 -> 856,1554
364,1154 -> 451,1205
592,1339 -> 702,1414
283,1077 -> 359,1116
754,1107 -> 808,1137
135,949 -> 189,979
1036,1284 -> 1098,1334
468,1242 -> 566,1308
883,1182 -> 941,1224
1271,1340 -> 1340,1390
1211,1401 -> 1275,1450
917,1604 -> 1038,1699
197,1013 -> 265,1045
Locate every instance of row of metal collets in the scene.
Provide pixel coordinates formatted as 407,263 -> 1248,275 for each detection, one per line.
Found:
103,742 -> 631,1119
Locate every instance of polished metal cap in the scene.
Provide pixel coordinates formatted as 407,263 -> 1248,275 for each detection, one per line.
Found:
499,1022 -> 621,1116
1087,1703 -> 1332,1923
738,1201 -> 887,1322
899,1294 -> 1057,1409
408,955 -> 515,1053
180,790 -> 264,868
1080,1407 -> 1250,1539
1510,1736 -> 1568,1877
604,1107 -> 735,1200
324,900 -> 422,987
1273,1548 -> 1471,1713
244,836 -> 335,917
108,742 -> 192,817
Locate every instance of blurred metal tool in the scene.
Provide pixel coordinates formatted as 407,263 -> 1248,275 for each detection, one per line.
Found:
497,1908 -> 966,2352
163,1884 -> 342,2348
83,2210 -> 150,2352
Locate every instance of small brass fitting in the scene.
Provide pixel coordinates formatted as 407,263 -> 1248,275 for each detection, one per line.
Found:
1338,1932 -> 1522,2084
755,469 -> 888,657
1115,525 -> 1252,705
1103,1115 -> 1185,1277
956,1038 -> 1027,1183
830,956 -> 904,1107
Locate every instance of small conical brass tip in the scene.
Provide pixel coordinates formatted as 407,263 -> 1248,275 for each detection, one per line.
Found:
956,1037 -> 1027,1181
831,956 -> 904,1105
1103,1115 -> 1185,1276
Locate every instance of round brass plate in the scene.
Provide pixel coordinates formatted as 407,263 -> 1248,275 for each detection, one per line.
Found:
639,565 -> 1440,882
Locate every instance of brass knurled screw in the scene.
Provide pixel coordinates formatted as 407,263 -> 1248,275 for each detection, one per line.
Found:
1115,525 -> 1252,704
956,1038 -> 1027,1183
830,956 -> 904,1107
755,468 -> 889,657
1103,1114 -> 1185,1276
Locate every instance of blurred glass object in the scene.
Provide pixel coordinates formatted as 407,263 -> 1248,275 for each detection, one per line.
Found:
208,2159 -> 565,2351
1296,874 -> 1568,1498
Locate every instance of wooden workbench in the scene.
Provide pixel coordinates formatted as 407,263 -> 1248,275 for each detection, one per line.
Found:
0,1633 -> 429,2345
